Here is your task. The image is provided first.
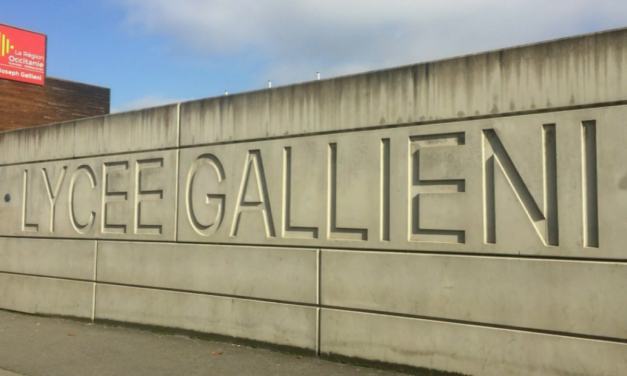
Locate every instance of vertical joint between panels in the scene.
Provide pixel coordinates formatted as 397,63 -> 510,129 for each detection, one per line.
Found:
316,248 -> 321,356
92,240 -> 98,322
174,149 -> 181,241
176,102 -> 181,148
175,103 -> 182,241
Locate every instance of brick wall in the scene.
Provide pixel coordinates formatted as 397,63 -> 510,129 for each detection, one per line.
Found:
0,76 -> 109,132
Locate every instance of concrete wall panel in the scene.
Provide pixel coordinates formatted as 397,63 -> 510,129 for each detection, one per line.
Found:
180,28 -> 627,146
0,238 -> 95,280
322,250 -> 627,340
95,284 -> 317,351
0,104 -> 178,165
0,94 -> 625,260
0,150 -> 178,241
0,273 -> 93,318
320,309 -> 627,376
97,242 -> 317,303
0,121 -> 75,166
74,105 -> 179,158
176,105 -> 627,260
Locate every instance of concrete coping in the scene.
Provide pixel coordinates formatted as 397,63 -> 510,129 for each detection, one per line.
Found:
2,27 -> 627,165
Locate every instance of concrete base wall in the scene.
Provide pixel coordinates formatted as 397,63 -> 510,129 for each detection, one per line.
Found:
2,28 -> 627,375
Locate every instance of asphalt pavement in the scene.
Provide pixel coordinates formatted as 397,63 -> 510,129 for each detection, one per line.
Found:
0,309 -> 406,376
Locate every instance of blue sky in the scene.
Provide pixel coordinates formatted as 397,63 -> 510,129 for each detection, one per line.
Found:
2,0 -> 626,112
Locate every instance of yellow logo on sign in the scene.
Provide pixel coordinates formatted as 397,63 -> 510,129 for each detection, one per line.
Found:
0,32 -> 15,57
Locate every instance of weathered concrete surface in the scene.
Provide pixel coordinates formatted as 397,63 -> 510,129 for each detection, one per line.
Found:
97,242 -> 317,303
0,368 -> 22,376
0,150 -> 178,241
0,274 -> 93,318
95,285 -> 318,351
0,28 -> 627,375
3,105 -> 627,257
0,104 -> 178,165
173,105 -> 626,259
180,28 -> 627,146
0,238 -> 95,280
321,309 -> 627,376
0,310 -> 406,376
322,250 -> 627,340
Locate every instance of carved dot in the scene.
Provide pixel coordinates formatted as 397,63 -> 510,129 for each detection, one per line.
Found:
4,194 -> 10,203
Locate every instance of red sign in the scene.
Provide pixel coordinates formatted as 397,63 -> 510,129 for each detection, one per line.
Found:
0,24 -> 46,85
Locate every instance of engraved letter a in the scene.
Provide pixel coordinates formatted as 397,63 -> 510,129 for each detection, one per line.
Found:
231,150 -> 276,238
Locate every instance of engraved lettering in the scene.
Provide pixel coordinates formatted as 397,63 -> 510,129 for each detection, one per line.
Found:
327,143 -> 368,241
21,170 -> 38,232
135,158 -> 164,235
102,161 -> 129,234
381,139 -> 391,241
69,165 -> 97,234
231,150 -> 276,237
483,126 -> 558,246
582,121 -> 599,247
282,147 -> 318,239
186,154 -> 226,237
409,133 -> 465,244
42,166 -> 67,233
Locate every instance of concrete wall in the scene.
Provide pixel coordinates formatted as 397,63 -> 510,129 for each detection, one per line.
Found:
2,28 -> 627,375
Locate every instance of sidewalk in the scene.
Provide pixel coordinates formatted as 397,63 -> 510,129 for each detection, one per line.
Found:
0,310 -> 405,376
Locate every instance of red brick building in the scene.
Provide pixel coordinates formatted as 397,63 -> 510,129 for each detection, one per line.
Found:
0,76 -> 110,132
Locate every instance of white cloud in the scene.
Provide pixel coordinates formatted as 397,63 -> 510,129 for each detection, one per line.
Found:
115,0 -> 627,84
111,95 -> 186,113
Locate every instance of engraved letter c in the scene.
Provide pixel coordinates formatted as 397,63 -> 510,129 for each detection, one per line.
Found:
69,165 -> 97,234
